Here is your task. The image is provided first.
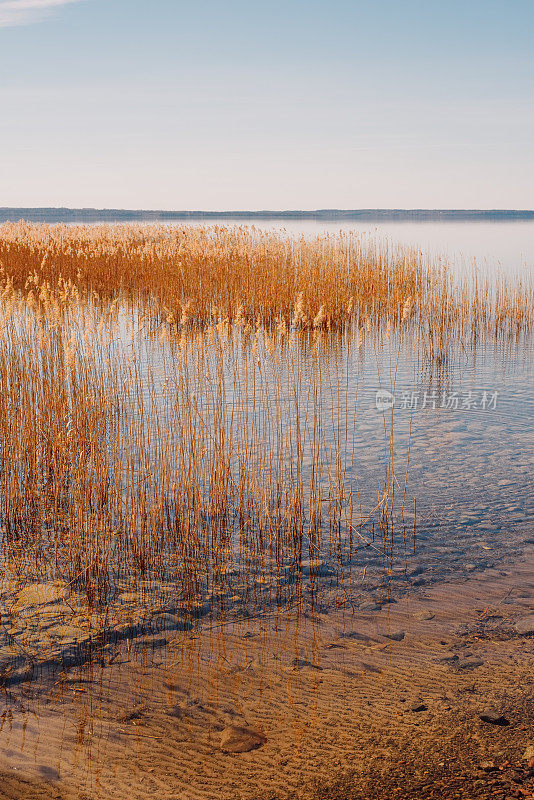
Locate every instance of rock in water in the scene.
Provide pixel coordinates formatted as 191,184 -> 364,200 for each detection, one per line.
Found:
220,725 -> 267,753
410,702 -> 428,712
384,630 -> 405,642
515,615 -> 534,636
479,708 -> 510,726
292,658 -> 322,670
299,559 -> 333,577
456,658 -> 484,671
14,582 -> 66,611
360,602 -> 382,612
413,610 -> 435,621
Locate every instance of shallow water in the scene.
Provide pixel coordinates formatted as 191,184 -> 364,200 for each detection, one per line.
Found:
163,218 -> 534,278
0,221 -> 532,798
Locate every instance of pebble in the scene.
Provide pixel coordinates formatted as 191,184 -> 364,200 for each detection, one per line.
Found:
13,582 -> 66,611
291,658 -> 322,670
479,708 -> 510,726
384,630 -> 405,642
515,615 -> 534,636
220,725 -> 267,753
154,613 -> 185,631
456,658 -> 484,671
410,702 -> 428,712
341,631 -> 376,643
299,560 -> 333,577
413,610 -> 435,621
439,653 -> 460,664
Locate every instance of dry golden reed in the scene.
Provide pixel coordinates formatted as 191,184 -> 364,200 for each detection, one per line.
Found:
1,276 -> 398,614
0,222 -> 531,341
0,223 -> 532,615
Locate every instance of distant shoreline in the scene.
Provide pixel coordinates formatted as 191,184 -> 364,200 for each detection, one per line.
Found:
1,208 -> 534,223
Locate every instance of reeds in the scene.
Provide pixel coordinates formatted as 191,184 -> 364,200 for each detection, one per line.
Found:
0,224 -> 532,620
0,223 -> 531,342
0,278 -> 393,616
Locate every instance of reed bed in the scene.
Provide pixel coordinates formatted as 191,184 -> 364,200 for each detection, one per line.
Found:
0,223 -> 531,345
0,277 -> 404,616
0,224 -> 532,619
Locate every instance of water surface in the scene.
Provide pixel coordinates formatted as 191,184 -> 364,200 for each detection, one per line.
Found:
0,220 -> 532,799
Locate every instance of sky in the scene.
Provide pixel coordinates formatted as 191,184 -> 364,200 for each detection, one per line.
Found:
0,0 -> 533,210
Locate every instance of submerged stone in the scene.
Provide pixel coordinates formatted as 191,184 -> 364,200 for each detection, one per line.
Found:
515,615 -> 534,636
13,582 -> 66,611
413,610 -> 435,621
291,658 -> 322,670
220,725 -> 267,753
384,630 -> 405,642
479,708 -> 510,726
299,559 -> 333,576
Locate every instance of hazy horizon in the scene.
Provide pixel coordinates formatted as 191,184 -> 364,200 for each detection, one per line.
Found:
1,206 -> 534,216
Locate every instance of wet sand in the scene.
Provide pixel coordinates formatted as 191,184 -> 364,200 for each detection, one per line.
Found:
1,542 -> 533,800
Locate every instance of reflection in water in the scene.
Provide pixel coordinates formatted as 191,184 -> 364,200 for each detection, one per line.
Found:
0,223 -> 532,798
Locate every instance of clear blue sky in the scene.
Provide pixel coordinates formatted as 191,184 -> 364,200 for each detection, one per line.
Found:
1,0 -> 533,209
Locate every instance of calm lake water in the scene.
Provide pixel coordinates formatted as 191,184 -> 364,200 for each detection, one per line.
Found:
2,218 -> 533,614
0,220 -> 532,799
165,218 -> 534,277
119,218 -> 534,586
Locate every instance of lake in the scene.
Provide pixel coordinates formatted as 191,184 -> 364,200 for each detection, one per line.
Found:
0,219 -> 532,800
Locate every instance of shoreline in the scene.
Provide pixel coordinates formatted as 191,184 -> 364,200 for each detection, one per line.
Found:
1,208 -> 534,224
1,540 -> 533,799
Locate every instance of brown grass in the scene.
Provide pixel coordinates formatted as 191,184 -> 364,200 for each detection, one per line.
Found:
0,223 -> 532,614
0,223 -> 531,341
0,277 -> 395,614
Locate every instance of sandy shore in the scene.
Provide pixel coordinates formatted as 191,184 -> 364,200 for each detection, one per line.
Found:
1,542 -> 533,800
